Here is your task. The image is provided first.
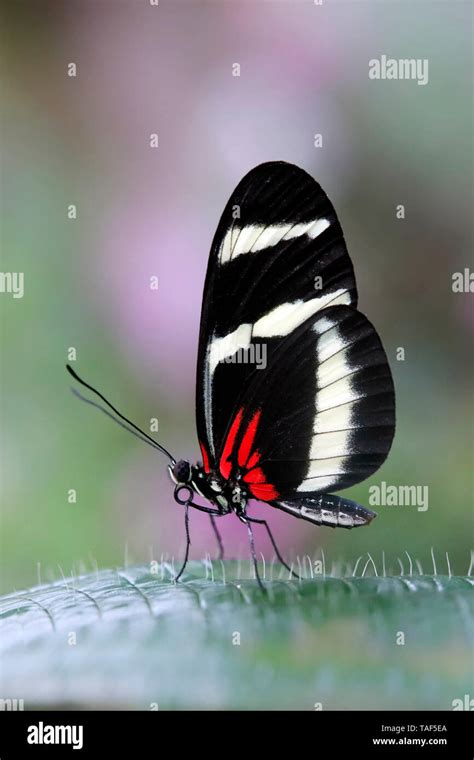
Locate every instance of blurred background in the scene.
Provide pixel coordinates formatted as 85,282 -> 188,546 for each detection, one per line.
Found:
1,0 -> 472,594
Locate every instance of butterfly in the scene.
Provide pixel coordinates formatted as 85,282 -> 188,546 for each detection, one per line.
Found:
67,161 -> 395,588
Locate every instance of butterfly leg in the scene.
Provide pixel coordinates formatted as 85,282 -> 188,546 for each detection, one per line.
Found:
209,514 -> 224,560
173,487 -> 224,582
237,516 -> 265,591
174,502 -> 191,582
245,516 -> 300,580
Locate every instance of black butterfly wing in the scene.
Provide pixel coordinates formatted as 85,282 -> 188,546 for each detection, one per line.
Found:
196,161 -> 358,470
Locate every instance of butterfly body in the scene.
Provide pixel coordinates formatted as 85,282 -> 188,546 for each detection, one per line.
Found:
170,459 -> 376,528
170,460 -> 247,515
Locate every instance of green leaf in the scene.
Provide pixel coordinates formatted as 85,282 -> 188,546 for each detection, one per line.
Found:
0,562 -> 472,710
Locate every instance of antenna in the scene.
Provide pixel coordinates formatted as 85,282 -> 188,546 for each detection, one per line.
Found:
66,364 -> 176,464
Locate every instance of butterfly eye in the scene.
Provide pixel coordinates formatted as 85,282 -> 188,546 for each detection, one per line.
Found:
172,460 -> 191,484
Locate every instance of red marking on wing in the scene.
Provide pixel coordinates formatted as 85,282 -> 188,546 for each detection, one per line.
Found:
219,408 -> 244,480
199,441 -> 211,474
243,466 -> 266,484
246,450 -> 261,469
237,410 -> 261,468
219,406 -> 278,500
243,466 -> 279,501
248,483 -> 279,501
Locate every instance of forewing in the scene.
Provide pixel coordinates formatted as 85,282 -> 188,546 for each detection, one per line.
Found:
196,161 -> 358,466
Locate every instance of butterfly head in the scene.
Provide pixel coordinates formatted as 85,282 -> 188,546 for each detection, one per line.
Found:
169,459 -> 192,486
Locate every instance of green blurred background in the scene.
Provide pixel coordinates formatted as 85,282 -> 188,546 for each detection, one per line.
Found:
1,0 -> 472,595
